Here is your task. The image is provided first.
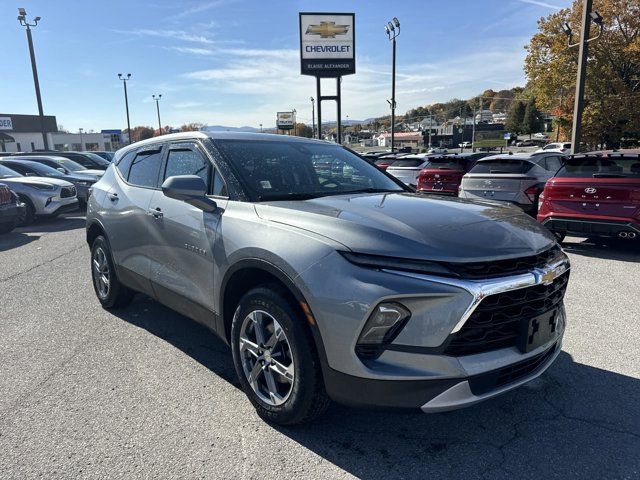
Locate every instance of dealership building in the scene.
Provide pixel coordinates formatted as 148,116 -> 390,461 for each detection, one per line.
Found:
0,113 -> 127,153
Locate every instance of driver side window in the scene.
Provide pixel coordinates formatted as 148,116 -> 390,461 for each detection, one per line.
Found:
164,147 -> 211,193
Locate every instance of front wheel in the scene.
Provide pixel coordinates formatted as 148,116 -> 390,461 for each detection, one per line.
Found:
90,235 -> 134,309
231,287 -> 330,425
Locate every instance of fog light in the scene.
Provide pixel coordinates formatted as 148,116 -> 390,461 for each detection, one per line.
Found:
358,303 -> 411,345
45,197 -> 53,206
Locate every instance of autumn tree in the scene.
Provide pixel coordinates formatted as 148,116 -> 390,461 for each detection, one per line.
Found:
294,123 -> 313,138
124,126 -> 154,142
521,98 -> 544,138
524,0 -> 640,148
180,122 -> 204,132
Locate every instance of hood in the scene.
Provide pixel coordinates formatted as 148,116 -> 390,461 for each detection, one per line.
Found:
255,192 -> 556,263
66,174 -> 98,183
0,176 -> 72,188
76,169 -> 104,178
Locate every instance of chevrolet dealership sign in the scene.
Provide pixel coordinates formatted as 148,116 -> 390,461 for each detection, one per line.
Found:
299,13 -> 355,77
277,111 -> 295,130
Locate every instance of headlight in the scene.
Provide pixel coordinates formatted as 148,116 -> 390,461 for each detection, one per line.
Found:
356,302 -> 411,359
340,251 -> 457,277
27,183 -> 55,191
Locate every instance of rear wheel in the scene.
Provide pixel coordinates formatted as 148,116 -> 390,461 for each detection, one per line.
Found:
552,231 -> 566,243
231,286 -> 330,425
90,235 -> 134,309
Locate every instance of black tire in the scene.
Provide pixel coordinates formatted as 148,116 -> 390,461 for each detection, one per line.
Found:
553,231 -> 566,243
18,196 -> 35,226
90,235 -> 134,309
231,286 -> 330,425
0,222 -> 17,234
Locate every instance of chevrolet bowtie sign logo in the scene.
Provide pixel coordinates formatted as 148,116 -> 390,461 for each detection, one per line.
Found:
306,21 -> 350,38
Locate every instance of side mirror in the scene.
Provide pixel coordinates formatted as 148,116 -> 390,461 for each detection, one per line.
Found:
161,175 -> 217,212
57,167 -> 66,173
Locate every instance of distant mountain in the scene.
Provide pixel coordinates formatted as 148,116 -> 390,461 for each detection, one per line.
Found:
201,125 -> 260,133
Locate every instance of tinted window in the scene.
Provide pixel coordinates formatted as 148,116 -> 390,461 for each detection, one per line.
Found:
544,156 -> 563,172
127,149 -> 163,187
469,159 -> 535,174
389,158 -> 425,168
2,163 -> 29,175
0,165 -> 22,179
556,157 -> 640,178
212,169 -> 228,197
215,140 -> 403,201
426,157 -> 470,170
116,151 -> 135,179
164,148 -> 210,189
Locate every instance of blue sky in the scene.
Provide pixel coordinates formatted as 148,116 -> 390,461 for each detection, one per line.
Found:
1,0 -> 571,131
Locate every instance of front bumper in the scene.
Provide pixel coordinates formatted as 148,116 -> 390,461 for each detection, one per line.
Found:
40,196 -> 78,216
299,250 -> 569,411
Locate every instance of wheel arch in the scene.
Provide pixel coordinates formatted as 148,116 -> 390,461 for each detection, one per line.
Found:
220,259 -> 329,370
86,218 -> 107,247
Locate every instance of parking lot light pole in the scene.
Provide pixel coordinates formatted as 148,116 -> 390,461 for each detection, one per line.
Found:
79,128 -> 84,150
17,8 -> 49,151
118,74 -> 132,144
310,97 -> 315,138
152,94 -> 162,135
385,17 -> 400,152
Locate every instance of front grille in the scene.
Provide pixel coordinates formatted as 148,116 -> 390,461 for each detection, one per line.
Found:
444,271 -> 569,356
469,342 -> 558,396
445,245 -> 562,279
0,186 -> 11,205
60,186 -> 76,198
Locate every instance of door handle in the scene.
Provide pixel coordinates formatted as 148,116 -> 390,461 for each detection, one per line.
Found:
148,207 -> 163,218
107,192 -> 118,202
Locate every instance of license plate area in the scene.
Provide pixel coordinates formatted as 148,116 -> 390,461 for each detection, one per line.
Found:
518,309 -> 558,353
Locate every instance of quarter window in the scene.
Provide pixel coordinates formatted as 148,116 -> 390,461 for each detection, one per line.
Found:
164,148 -> 211,190
212,169 -> 228,197
116,151 -> 135,178
127,149 -> 163,188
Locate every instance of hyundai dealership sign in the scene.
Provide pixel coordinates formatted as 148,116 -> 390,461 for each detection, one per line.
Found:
299,12 -> 355,77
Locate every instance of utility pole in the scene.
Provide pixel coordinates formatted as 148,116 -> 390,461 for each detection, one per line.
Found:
472,97 -> 481,152
562,0 -> 603,153
385,18 -> 400,152
292,109 -> 297,136
556,87 -> 564,142
152,94 -> 162,135
118,74 -> 132,144
310,97 -> 315,138
79,128 -> 84,150
17,8 -> 49,150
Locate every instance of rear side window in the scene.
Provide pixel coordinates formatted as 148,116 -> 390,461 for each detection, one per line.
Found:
543,156 -> 563,172
164,148 -> 211,190
127,149 -> 163,188
116,151 -> 135,178
469,159 -> 535,174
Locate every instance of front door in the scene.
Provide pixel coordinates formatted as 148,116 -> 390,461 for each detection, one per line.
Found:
147,142 -> 228,325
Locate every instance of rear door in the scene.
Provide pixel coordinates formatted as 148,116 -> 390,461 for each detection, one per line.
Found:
147,141 -> 228,318
461,159 -> 536,202
105,146 -> 164,293
386,158 -> 426,186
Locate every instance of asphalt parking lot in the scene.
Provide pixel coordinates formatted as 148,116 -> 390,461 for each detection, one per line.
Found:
0,213 -> 638,479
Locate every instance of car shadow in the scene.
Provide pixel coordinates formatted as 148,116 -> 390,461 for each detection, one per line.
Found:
0,231 -> 39,251
113,294 -> 640,479
562,236 -> 640,263
0,214 -> 86,251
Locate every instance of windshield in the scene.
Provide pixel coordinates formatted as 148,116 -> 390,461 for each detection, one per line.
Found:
56,158 -> 87,171
388,158 -> 425,168
82,152 -> 111,166
0,165 -> 23,179
215,140 -> 405,201
469,159 -> 535,174
426,157 -> 469,170
556,157 -> 640,178
23,162 -> 63,177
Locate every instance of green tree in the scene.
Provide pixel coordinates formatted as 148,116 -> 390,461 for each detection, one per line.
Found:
295,123 -> 313,138
521,98 -> 543,138
505,101 -> 527,135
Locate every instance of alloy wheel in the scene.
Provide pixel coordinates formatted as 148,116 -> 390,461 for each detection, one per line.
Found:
239,310 -> 295,406
92,246 -> 110,299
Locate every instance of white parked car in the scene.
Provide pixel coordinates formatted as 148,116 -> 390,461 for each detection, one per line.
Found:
535,142 -> 571,154
533,133 -> 549,139
385,155 -> 432,187
427,147 -> 449,154
458,142 -> 472,148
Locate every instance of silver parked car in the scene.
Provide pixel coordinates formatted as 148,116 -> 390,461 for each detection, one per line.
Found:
385,154 -> 432,186
87,132 -> 569,425
0,164 -> 78,224
459,153 -> 565,214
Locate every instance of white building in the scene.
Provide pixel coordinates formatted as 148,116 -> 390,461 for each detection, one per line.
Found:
0,113 -> 126,153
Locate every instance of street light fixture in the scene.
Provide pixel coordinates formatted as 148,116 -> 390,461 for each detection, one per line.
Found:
385,16 -> 400,152
118,73 -> 132,144
562,0 -> 604,153
152,94 -> 163,135
17,8 -> 49,150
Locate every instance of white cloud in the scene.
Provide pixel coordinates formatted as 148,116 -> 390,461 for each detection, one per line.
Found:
111,28 -> 215,44
515,0 -> 563,10
166,46 -> 215,55
174,0 -> 236,18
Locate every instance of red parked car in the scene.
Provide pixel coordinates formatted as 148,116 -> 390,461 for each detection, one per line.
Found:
416,153 -> 490,195
537,152 -> 640,242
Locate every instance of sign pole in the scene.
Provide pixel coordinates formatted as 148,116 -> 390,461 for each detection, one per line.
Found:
336,77 -> 342,144
316,77 -> 322,140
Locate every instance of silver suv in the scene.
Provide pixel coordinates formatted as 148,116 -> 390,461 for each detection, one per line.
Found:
86,132 -> 570,425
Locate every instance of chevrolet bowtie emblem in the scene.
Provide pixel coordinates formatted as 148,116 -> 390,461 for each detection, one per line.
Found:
306,21 -> 349,38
